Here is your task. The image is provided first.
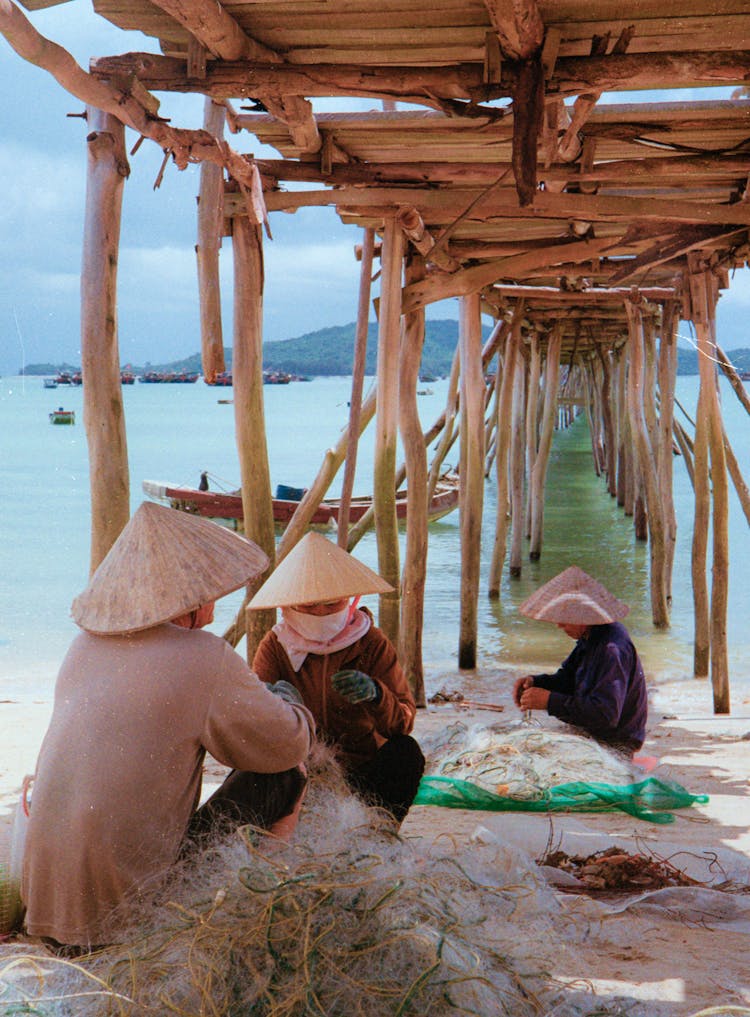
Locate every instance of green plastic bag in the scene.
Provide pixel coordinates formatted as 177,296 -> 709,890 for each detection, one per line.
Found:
414,775 -> 709,824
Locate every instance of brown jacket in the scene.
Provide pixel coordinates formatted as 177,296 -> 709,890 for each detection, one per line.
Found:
252,612 -> 416,770
22,625 -> 314,946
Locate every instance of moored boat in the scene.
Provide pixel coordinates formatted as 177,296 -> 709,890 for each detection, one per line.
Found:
49,408 -> 75,425
142,473 -> 459,530
43,378 -> 58,389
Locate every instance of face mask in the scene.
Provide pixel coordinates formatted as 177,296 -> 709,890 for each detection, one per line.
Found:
283,605 -> 350,643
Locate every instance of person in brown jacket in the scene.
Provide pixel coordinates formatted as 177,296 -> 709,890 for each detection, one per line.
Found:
22,503 -> 315,952
249,532 -> 425,825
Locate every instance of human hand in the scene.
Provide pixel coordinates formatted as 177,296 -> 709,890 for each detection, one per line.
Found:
513,676 -> 534,707
331,669 -> 380,704
269,680 -> 304,707
519,686 -> 551,712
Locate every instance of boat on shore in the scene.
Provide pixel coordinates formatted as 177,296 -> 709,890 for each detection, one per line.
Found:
142,473 -> 459,530
49,408 -> 75,425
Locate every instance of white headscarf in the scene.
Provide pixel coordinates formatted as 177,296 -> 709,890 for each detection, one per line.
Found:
273,600 -> 371,671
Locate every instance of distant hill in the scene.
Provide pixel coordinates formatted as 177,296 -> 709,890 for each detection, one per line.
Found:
20,324 -> 750,379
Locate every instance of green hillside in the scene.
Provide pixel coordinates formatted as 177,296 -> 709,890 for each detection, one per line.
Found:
20,324 -> 750,379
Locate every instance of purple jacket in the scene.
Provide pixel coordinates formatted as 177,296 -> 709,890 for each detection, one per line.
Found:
532,622 -> 647,750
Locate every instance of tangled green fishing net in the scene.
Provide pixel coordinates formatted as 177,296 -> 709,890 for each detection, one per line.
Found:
415,774 -> 707,824
414,723 -> 708,824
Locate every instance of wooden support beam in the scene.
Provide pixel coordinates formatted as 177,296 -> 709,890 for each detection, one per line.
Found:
197,97 -> 226,384
657,301 -> 679,601
0,1 -> 271,210
81,108 -> 130,574
489,305 -> 523,594
148,0 -> 320,152
398,252 -> 429,703
338,228 -> 375,546
509,351 -> 526,577
374,218 -> 404,643
89,50 -> 750,104
512,54 -> 545,206
483,0 -> 544,60
624,298 -> 669,627
394,205 -> 460,273
458,292 -> 486,667
529,323 -> 561,559
524,332 -> 541,536
232,218 -> 276,662
687,257 -> 730,710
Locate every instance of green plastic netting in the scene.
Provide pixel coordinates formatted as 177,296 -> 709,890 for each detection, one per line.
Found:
414,775 -> 709,824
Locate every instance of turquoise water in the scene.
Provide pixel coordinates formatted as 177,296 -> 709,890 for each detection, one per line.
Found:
0,372 -> 748,701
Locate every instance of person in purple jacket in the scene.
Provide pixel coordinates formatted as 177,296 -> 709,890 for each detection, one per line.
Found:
512,566 -> 647,754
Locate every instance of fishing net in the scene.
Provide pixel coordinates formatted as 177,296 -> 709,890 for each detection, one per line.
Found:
0,745 -> 566,1017
415,722 -> 708,824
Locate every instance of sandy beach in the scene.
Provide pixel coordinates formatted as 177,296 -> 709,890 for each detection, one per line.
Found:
1,670 -> 749,1014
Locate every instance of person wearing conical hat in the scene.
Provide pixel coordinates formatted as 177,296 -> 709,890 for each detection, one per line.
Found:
22,503 -> 315,952
249,532 -> 425,826
512,566 -> 648,753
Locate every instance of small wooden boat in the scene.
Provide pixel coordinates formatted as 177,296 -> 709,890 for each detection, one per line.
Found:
43,378 -> 58,389
142,474 -> 459,530
49,408 -> 75,425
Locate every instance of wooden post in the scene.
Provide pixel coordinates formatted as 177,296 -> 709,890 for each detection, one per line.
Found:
509,350 -> 526,577
81,107 -> 130,573
458,292 -> 485,667
615,347 -> 629,508
232,216 -> 276,662
624,299 -> 669,627
657,301 -> 678,601
688,259 -> 730,710
338,228 -> 375,547
196,98 -> 226,383
398,252 -> 428,702
598,348 -> 617,496
427,347 -> 461,502
580,358 -> 600,476
529,324 -> 562,560
524,332 -> 541,536
488,304 -> 522,596
374,217 -> 404,643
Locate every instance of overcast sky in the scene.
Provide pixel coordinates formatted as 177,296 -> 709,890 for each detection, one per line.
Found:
0,1 -> 748,376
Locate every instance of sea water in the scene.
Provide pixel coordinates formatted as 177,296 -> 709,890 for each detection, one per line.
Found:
0,372 -> 748,704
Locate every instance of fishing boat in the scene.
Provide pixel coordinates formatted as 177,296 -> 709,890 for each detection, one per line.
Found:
49,408 -> 75,425
142,473 -> 459,530
43,378 -> 58,389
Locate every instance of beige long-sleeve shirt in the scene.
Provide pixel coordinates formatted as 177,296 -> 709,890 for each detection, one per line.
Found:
22,624 -> 314,946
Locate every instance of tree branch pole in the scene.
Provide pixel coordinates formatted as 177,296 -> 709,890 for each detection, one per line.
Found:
458,292 -> 485,669
524,332 -> 541,535
657,301 -> 678,601
624,299 -> 669,627
509,351 -> 526,577
81,107 -> 130,573
337,226 -> 375,547
374,217 -> 404,643
398,252 -> 429,702
196,98 -> 226,383
488,303 -> 523,596
232,217 -> 276,663
529,324 -> 562,560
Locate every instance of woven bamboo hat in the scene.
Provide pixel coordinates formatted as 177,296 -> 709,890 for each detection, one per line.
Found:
519,566 -> 629,626
248,531 -> 393,609
71,501 -> 269,635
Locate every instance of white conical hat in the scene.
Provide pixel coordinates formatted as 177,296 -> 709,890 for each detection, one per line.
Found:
248,531 -> 393,609
72,501 -> 269,634
519,566 -> 629,626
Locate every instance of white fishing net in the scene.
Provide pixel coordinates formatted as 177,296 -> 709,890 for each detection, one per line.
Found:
421,721 -> 636,799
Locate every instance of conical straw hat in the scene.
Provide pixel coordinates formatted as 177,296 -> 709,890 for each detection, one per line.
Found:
519,566 -> 629,626
72,501 -> 269,634
248,531 -> 393,609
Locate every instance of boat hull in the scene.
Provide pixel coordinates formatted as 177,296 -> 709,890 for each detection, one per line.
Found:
142,477 -> 458,529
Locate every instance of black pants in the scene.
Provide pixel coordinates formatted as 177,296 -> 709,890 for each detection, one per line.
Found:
345,734 -> 425,826
184,766 -> 307,849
